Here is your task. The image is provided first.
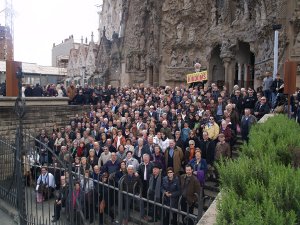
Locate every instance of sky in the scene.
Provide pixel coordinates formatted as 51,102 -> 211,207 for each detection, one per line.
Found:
0,0 -> 101,66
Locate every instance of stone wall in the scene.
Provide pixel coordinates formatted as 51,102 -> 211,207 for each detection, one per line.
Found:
0,97 -> 89,140
97,0 -> 300,90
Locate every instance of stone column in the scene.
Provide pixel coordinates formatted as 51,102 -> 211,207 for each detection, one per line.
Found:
244,64 -> 248,88
223,57 -> 232,90
238,63 -> 242,87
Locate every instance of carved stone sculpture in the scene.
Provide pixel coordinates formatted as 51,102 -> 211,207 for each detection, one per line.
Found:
181,55 -> 190,67
183,0 -> 192,10
188,27 -> 196,43
140,56 -> 146,71
220,39 -> 234,58
176,22 -> 184,42
170,51 -> 178,67
134,54 -> 140,70
242,0 -> 250,22
211,5 -> 217,26
293,32 -> 300,55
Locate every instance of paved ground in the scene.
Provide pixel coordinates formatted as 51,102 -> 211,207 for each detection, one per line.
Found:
0,207 -> 17,225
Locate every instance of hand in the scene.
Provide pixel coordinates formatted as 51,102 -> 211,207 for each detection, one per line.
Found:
57,200 -> 62,205
135,172 -> 139,177
193,171 -> 197,175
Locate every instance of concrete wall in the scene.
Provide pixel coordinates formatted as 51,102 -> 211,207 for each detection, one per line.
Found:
0,97 -> 88,140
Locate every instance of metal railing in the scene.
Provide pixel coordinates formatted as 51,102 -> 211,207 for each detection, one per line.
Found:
0,138 -> 17,208
0,132 -> 204,225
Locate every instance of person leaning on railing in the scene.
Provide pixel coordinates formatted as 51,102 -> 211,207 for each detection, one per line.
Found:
180,164 -> 201,225
162,167 -> 181,225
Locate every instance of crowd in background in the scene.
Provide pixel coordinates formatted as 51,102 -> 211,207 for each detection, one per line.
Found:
20,72 -> 300,224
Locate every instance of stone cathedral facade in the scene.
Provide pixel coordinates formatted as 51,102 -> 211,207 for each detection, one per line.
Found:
95,0 -> 300,90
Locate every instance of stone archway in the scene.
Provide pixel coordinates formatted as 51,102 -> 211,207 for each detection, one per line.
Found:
234,42 -> 255,88
209,45 -> 225,88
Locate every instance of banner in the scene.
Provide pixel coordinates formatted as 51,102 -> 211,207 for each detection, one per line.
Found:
186,71 -> 208,84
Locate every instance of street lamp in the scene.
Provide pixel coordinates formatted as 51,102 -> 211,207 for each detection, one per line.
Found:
272,24 -> 282,79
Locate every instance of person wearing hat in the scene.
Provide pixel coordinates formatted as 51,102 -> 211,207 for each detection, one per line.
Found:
148,163 -> 162,222
162,167 -> 180,225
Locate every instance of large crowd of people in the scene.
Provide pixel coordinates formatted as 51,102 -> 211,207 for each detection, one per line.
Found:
30,72 -> 300,225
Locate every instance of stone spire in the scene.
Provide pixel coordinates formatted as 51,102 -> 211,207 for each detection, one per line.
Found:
91,32 -> 94,42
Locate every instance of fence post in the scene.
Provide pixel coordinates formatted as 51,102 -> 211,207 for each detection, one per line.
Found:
15,66 -> 27,225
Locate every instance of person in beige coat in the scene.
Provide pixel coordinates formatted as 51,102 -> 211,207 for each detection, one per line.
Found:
164,139 -> 184,175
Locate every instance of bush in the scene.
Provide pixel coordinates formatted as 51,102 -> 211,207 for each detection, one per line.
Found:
217,115 -> 300,225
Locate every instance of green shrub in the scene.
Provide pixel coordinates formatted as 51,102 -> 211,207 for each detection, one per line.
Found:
217,115 -> 300,224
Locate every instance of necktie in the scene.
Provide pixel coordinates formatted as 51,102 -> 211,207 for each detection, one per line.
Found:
144,164 -> 147,180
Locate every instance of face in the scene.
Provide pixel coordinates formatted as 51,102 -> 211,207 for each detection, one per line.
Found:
120,162 -> 126,169
169,140 -> 175,148
195,151 -> 201,160
185,166 -> 193,176
75,183 -> 80,191
41,168 -> 47,175
167,170 -> 174,179
143,155 -> 150,164
203,132 -> 208,140
153,168 -> 160,176
260,97 -> 267,104
126,152 -> 132,159
127,167 -> 134,175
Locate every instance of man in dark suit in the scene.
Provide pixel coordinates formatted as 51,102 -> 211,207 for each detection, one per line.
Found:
136,154 -> 154,220
148,105 -> 158,120
52,176 -> 68,222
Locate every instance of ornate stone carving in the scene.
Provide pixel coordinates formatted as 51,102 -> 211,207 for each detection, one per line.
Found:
220,39 -> 234,58
188,26 -> 196,43
181,55 -> 190,67
293,32 -> 300,55
176,22 -> 184,42
170,51 -> 178,67
242,0 -> 250,22
211,5 -> 217,26
183,0 -> 192,10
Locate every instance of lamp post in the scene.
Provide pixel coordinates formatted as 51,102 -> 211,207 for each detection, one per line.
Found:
14,66 -> 27,225
272,24 -> 282,79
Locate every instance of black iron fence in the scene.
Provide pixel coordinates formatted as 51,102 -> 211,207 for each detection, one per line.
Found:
0,132 -> 204,225
0,138 -> 17,208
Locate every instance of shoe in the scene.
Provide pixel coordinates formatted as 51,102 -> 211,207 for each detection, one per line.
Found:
51,219 -> 58,223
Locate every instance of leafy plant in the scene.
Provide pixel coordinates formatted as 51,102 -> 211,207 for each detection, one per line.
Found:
217,115 -> 300,225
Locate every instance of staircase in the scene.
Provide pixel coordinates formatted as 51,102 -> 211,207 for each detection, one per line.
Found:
203,134 -> 243,210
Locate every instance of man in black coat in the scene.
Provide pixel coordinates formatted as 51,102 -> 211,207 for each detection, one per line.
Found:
270,73 -> 284,108
254,96 -> 270,121
32,84 -> 43,96
199,131 -> 216,166
52,176 -> 68,222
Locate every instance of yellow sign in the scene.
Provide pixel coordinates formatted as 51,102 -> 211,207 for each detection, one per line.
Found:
187,71 -> 208,84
